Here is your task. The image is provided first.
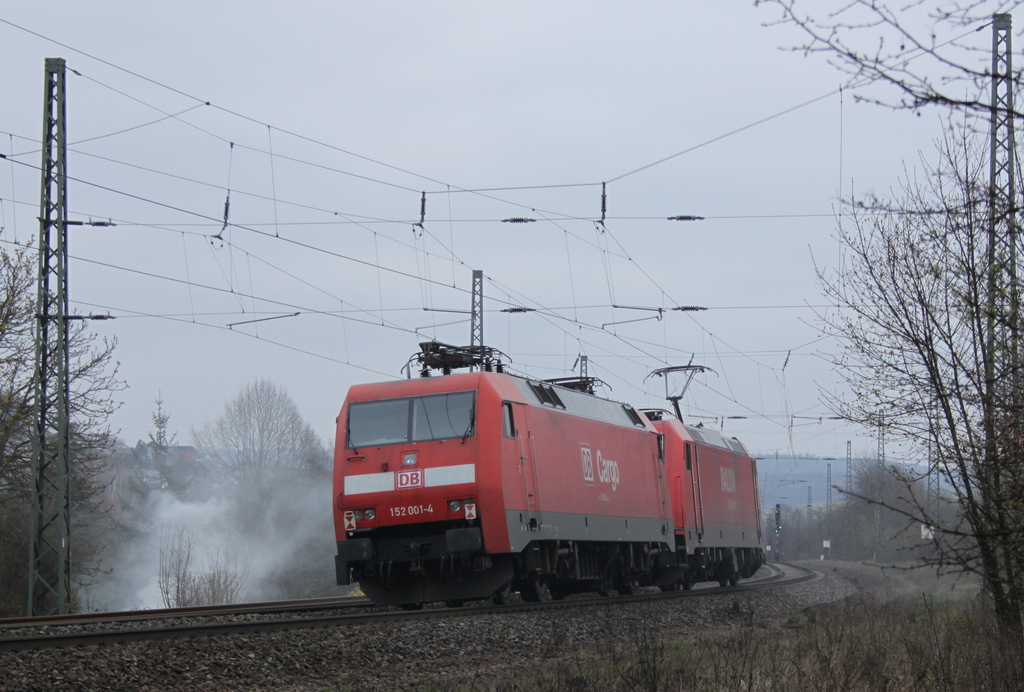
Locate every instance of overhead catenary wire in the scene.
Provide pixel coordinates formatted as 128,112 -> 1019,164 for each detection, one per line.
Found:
58,250 -> 418,335
1,155 -> 483,298
0,18 -> 867,456
0,122 -> 889,233
65,252 -> 826,423
0,142 -> 407,223
10,142 -> 634,324
2,21 -> 598,229
267,126 -> 280,238
69,104 -> 208,149
0,234 -> 412,335
603,20 -> 991,185
1,153 -> 827,402
52,34 -> 607,223
23,215 -> 847,449
180,231 -> 196,323
3,14 -> 989,203
606,91 -> 840,184
5,134 -> 17,243
71,298 -> 397,380
0,18 -> 444,188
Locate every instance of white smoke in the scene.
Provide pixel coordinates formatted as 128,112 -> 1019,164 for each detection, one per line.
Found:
85,476 -> 344,611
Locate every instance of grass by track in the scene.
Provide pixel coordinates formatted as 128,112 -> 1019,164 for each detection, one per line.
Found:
417,561 -> 1020,692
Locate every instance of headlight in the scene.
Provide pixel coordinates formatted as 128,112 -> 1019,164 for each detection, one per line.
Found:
448,500 -> 462,512
363,508 -> 376,521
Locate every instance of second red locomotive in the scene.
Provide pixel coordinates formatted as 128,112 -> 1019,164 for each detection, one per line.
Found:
333,343 -> 763,606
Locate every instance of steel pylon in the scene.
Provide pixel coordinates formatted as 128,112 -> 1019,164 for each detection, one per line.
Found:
28,57 -> 72,616
470,269 -> 483,351
986,14 -> 1019,395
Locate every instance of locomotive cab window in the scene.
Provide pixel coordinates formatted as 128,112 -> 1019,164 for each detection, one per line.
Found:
347,391 -> 476,448
502,402 -> 516,439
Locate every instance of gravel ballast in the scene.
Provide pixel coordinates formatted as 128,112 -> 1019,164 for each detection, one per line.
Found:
0,566 -> 860,691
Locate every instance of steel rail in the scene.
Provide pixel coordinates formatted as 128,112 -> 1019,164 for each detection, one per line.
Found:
0,594 -> 370,629
0,562 -> 813,653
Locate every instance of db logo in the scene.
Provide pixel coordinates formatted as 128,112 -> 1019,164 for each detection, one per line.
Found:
397,469 -> 423,489
582,444 -> 619,491
581,445 -> 595,485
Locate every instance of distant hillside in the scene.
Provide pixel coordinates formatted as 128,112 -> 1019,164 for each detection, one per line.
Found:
755,453 -> 853,509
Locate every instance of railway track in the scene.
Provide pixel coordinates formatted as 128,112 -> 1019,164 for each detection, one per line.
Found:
0,594 -> 370,629
0,562 -> 814,653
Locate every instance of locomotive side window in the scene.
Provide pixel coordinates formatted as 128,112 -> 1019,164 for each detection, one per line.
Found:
514,377 -> 647,427
623,405 -> 646,427
529,382 -> 566,409
503,402 -> 516,438
685,443 -> 692,471
347,391 -> 476,448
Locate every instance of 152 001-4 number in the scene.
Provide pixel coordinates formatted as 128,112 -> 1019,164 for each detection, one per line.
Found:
389,504 -> 434,517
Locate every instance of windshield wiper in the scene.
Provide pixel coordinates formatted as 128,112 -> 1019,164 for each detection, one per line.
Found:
460,410 -> 475,444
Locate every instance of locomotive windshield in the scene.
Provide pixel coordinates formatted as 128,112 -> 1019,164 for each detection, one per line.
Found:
347,391 -> 476,448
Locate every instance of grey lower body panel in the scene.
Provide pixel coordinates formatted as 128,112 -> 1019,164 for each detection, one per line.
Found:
677,524 -> 763,553
505,509 -> 671,553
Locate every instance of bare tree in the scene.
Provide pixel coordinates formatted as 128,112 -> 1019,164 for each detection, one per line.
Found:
755,0 -> 1024,115
191,379 -> 329,531
157,525 -> 195,609
0,245 -> 123,615
0,245 -> 122,501
0,247 -> 37,503
754,0 -> 1024,635
157,525 -> 248,607
817,129 -> 1024,634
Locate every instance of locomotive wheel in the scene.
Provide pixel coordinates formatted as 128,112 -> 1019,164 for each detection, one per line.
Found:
659,581 -> 680,593
682,576 -> 694,591
729,574 -> 739,587
522,573 -> 552,602
445,600 -> 465,608
597,572 -> 615,598
400,602 -> 424,610
491,582 -> 513,606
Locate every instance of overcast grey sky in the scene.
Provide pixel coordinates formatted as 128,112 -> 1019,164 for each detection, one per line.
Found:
0,2 -> 998,459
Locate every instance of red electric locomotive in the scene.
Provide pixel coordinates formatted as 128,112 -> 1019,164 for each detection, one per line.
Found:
333,343 -> 764,607
641,411 -> 764,589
